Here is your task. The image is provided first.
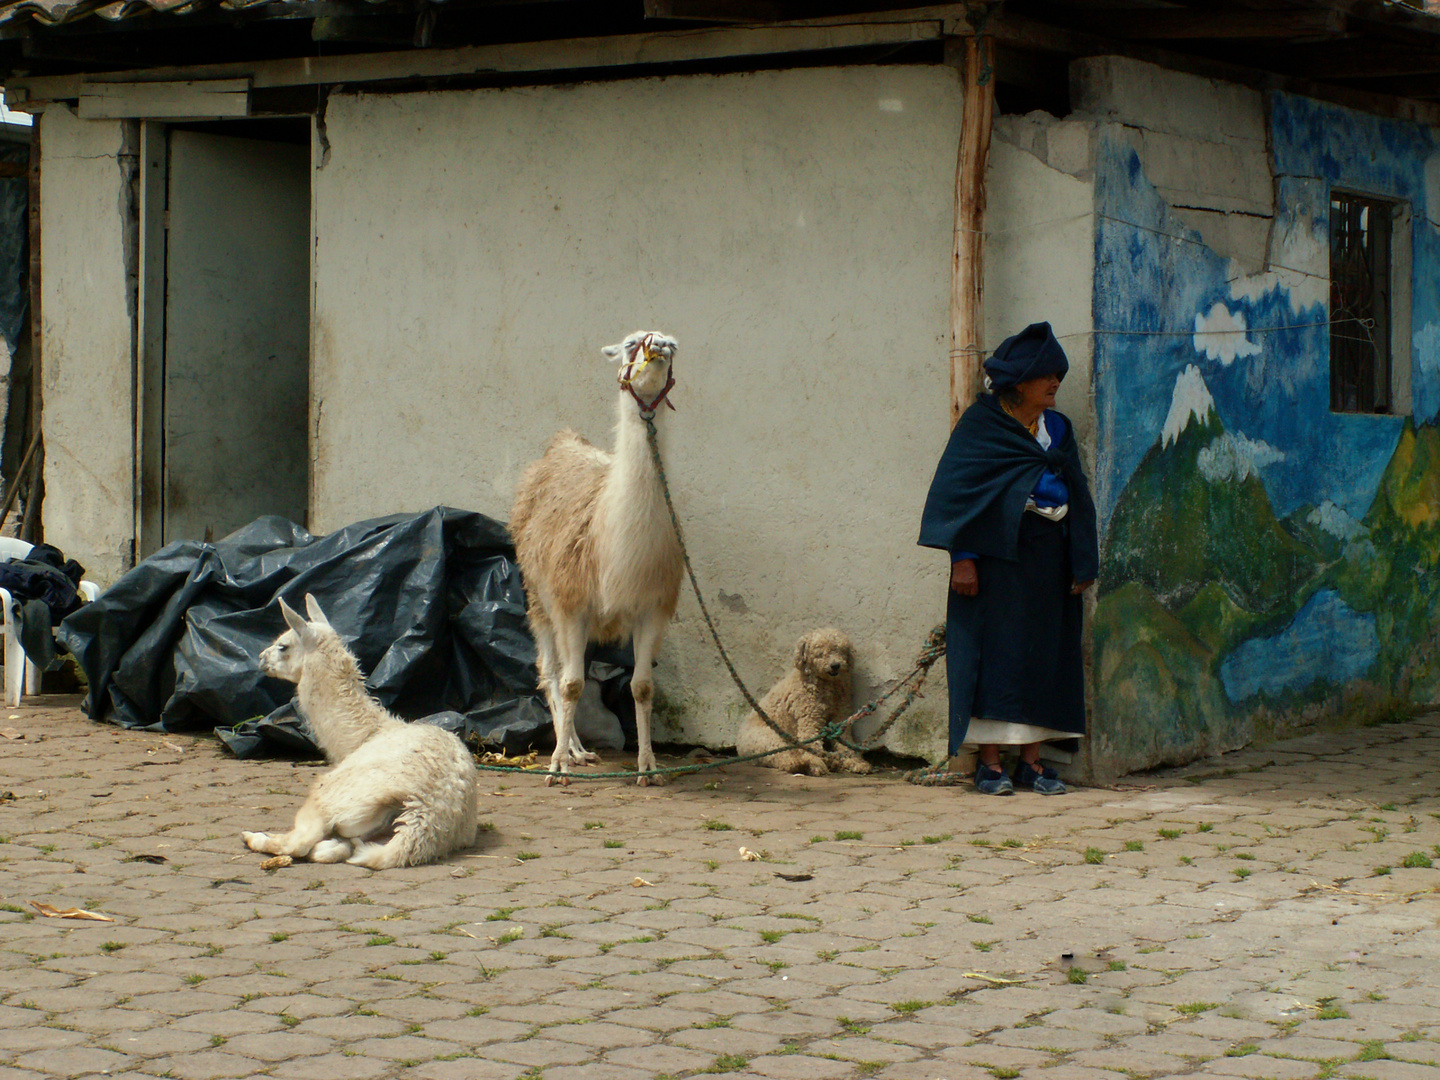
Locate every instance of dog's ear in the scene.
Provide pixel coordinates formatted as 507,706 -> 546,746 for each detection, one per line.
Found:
793,633 -> 810,672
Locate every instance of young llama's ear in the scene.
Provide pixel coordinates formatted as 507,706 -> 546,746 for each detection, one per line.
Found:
304,594 -> 332,630
279,597 -> 308,639
601,342 -> 624,363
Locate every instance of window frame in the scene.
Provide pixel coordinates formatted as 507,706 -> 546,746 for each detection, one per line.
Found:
1329,188 -> 1408,415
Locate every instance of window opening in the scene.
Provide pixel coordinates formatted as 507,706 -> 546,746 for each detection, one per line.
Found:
1329,191 -> 1394,414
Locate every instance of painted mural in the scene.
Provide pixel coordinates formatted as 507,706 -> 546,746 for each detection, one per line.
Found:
1091,91 -> 1440,771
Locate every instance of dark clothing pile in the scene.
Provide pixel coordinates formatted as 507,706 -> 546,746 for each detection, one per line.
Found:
0,542 -> 86,672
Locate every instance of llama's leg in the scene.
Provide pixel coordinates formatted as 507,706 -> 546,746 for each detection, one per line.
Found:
630,611 -> 669,787
309,838 -> 355,863
536,622 -> 596,772
546,619 -> 591,787
242,798 -> 329,859
533,623 -> 560,719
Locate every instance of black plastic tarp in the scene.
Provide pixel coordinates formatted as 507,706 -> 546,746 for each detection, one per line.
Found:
57,507 -> 633,758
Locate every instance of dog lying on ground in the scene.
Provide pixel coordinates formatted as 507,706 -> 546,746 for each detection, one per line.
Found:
241,595 -> 479,869
734,627 -> 872,776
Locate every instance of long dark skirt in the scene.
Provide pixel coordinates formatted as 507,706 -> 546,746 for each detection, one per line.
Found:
945,513 -> 1086,756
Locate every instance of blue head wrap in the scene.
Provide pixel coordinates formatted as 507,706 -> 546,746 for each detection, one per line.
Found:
983,322 -> 1068,391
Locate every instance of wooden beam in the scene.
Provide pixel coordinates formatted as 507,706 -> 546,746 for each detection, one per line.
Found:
642,0 -> 791,22
985,9 -> 1440,126
6,19 -> 949,107
1111,8 -> 1347,41
950,31 -> 993,427
77,78 -> 250,120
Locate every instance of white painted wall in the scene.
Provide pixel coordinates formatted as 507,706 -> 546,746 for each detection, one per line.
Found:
39,107 -> 133,583
312,66 -> 963,756
984,134 -> 1097,451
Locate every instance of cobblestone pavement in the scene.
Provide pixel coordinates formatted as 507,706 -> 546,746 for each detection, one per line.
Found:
1,698 -> 1438,1080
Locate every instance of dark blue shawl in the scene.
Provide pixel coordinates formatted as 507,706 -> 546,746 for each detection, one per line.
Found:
918,395 -> 1098,581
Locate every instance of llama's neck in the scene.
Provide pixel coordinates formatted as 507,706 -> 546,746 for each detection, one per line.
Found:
296,643 -> 397,762
604,393 -> 668,512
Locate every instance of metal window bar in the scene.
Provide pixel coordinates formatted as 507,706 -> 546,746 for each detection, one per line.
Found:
1329,192 -> 1392,414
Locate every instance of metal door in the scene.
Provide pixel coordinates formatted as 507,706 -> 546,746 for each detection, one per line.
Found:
162,129 -> 309,543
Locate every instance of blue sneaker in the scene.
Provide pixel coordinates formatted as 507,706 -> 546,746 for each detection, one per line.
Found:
1013,759 -> 1066,795
975,762 -> 1014,796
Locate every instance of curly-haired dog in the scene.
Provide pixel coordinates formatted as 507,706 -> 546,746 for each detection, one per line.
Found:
735,628 -> 872,776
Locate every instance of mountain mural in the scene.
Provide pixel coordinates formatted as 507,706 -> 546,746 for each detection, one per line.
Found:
1329,419 -> 1440,696
1101,365 -> 1325,613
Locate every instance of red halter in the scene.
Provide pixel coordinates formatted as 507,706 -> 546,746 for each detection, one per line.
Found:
619,334 -> 677,417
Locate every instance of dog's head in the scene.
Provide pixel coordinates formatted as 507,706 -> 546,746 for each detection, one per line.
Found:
794,627 -> 853,683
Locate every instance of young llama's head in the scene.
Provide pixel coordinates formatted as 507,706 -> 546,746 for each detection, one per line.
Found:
259,594 -> 345,684
604,330 -> 677,412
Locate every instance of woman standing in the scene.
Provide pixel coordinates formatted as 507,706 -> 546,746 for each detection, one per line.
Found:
918,323 -> 1098,795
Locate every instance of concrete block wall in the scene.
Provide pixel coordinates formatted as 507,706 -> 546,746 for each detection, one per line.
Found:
38,107 -> 134,584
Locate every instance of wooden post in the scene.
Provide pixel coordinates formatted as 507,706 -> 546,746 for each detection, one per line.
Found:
949,30 -> 994,427
23,114 -> 42,541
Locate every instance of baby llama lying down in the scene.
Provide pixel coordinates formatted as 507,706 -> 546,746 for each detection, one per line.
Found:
734,627 -> 872,776
241,595 -> 480,870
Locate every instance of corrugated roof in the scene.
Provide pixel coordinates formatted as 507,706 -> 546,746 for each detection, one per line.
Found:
0,0 -> 332,25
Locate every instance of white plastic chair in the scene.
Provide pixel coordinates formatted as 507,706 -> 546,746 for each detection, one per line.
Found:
0,538 -> 100,706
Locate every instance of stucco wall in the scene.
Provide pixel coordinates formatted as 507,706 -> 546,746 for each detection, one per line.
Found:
312,66 -> 963,756
39,108 -> 133,583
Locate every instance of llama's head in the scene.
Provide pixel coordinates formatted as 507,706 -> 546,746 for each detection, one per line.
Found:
794,627 -> 853,684
259,594 -> 337,684
604,330 -> 677,413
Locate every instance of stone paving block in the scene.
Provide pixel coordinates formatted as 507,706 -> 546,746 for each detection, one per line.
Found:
482,1036 -> 597,1067
541,1065 -> 653,1080
100,1026 -> 215,1059
267,1052 -> 397,1080
743,1052 -> 855,1078
603,1041 -> 715,1073
347,1033 -> 467,1062
1337,1061 -> 1440,1080
119,1049 -> 265,1080
668,1025 -> 784,1056
0,1026 -> 90,1054
1202,1054 -> 1324,1078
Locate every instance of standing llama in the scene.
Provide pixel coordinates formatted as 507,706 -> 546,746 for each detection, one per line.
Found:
510,330 -> 684,785
242,595 -> 480,868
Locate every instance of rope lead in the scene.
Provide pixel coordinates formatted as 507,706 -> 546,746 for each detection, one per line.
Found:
474,421 -> 946,782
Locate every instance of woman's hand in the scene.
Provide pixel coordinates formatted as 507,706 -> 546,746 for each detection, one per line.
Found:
951,559 -> 979,596
1071,579 -> 1094,595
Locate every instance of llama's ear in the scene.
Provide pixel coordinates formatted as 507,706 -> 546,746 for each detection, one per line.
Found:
304,594 -> 332,630
601,343 -> 624,363
278,597 -> 307,638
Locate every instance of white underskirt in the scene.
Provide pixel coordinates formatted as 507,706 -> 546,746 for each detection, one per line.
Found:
963,719 -> 1083,763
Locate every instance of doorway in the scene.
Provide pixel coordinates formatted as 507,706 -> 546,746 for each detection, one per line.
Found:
138,118 -> 310,555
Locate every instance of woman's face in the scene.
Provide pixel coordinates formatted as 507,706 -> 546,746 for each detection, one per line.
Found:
1015,372 -> 1061,413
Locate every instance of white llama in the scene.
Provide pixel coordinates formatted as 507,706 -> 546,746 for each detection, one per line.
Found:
242,595 -> 480,868
510,330 -> 684,786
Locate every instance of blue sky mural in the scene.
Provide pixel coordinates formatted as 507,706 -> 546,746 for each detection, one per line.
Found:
1094,91 -> 1440,532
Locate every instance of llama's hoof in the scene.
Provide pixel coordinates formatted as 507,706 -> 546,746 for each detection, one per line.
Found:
545,772 -> 570,788
242,831 -> 268,852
